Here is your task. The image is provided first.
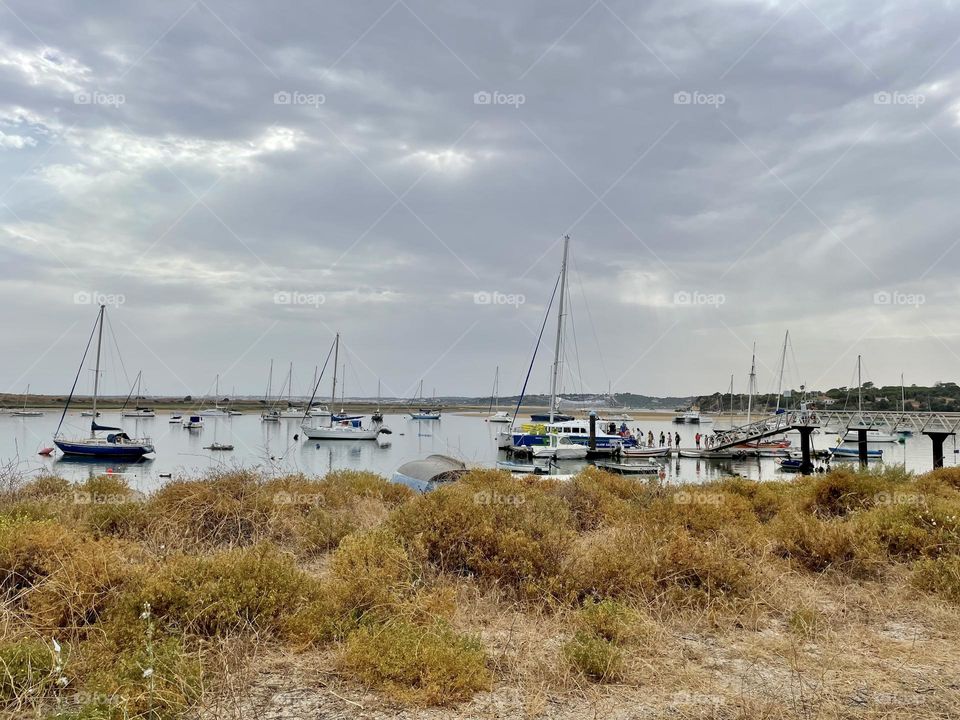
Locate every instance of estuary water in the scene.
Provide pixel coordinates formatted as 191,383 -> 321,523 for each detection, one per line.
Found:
1,410 -> 955,494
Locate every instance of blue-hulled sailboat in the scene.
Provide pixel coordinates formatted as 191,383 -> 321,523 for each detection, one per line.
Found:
53,305 -> 155,460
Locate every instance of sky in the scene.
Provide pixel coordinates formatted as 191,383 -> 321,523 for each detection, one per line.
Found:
2,0 -> 960,401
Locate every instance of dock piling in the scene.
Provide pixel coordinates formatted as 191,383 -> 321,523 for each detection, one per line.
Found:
924,431 -> 951,469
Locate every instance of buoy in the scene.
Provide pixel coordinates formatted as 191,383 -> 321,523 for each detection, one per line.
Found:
37,447 -> 54,456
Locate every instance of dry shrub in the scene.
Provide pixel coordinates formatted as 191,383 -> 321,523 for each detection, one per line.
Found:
716,477 -> 789,522
27,538 -> 138,631
574,598 -> 641,644
770,509 -> 877,574
912,556 -> 960,603
858,496 -> 960,560
391,472 -> 574,601
922,466 -> 960,492
339,618 -> 490,705
0,518 -> 82,593
563,525 -> 657,601
559,466 -> 658,531
799,468 -> 893,518
129,544 -> 320,636
328,529 -> 416,614
144,471 -> 281,548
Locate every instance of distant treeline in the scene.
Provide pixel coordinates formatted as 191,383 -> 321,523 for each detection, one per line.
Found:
695,382 -> 960,413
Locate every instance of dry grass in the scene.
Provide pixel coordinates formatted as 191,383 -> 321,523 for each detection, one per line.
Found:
1,465 -> 960,718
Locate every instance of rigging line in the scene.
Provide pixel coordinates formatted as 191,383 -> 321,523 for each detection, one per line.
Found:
569,252 -> 610,388
103,313 -> 132,393
55,312 -> 101,436
564,285 -> 585,396
512,271 -> 562,424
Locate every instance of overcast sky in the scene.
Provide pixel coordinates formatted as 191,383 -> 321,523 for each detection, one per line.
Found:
2,0 -> 960,401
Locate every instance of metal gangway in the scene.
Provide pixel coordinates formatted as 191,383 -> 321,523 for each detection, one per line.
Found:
710,409 -> 960,470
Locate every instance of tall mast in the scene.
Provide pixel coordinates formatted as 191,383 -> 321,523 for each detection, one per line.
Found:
548,235 -> 570,424
857,354 -> 862,413
728,374 -> 734,427
775,330 -> 789,412
215,373 -> 220,408
494,366 -> 499,413
267,360 -> 273,402
746,342 -> 756,425
330,333 -> 340,405
901,372 -> 905,413
287,362 -> 293,405
90,305 -> 105,436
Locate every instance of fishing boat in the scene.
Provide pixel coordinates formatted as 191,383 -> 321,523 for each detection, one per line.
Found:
301,333 -> 389,441
486,366 -> 512,423
52,306 -> 155,460
620,445 -> 671,458
11,385 -> 44,416
532,434 -> 588,460
182,415 -> 203,430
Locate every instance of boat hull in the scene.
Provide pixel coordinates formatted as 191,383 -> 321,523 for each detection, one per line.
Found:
54,439 -> 153,460
619,447 -> 671,458
303,427 -> 381,440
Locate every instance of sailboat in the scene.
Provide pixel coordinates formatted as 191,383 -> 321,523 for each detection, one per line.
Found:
260,361 -> 281,422
278,363 -> 308,418
11,385 -> 44,417
486,366 -> 512,423
301,333 -> 388,440
121,371 -> 155,417
409,379 -> 441,420
199,374 -> 229,416
372,379 -> 384,423
838,355 -> 894,447
894,373 -> 913,437
53,305 -> 155,460
500,235 -> 635,455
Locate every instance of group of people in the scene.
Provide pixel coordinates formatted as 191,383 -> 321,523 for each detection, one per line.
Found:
617,427 -> 724,450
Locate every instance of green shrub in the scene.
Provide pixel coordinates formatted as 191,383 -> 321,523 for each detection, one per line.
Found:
339,618 -> 489,705
770,509 -> 876,574
575,599 -> 638,643
563,632 -> 623,682
913,556 -> 960,603
800,468 -> 892,518
0,638 -> 57,704
0,519 -> 82,592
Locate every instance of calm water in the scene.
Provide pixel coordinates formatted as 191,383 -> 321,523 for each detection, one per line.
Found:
1,411 -> 956,493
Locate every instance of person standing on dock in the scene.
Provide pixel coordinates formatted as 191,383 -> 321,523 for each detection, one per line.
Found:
659,431 -> 665,447
648,430 -> 655,448
675,431 -> 681,448
695,432 -> 701,449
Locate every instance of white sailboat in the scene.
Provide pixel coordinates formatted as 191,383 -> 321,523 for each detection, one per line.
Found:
11,384 -> 44,417
301,333 -> 387,440
409,380 -> 441,420
279,362 -> 308,418
199,374 -> 229,416
260,361 -> 281,422
121,371 -> 155,417
486,366 -> 512,423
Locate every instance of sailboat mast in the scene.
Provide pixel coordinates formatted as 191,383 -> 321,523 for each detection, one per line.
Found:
857,355 -> 862,413
330,333 -> 340,405
90,305 -> 105,436
548,235 -> 570,424
901,372 -> 905,412
775,330 -> 789,412
494,366 -> 499,413
746,343 -> 756,425
267,360 -> 273,402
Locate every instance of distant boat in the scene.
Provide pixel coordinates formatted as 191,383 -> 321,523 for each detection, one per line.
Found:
842,430 -> 899,444
677,448 -> 755,459
830,446 -> 883,460
486,367 -> 512,423
182,415 -> 203,429
11,384 -> 44,417
595,460 -> 662,475
620,446 -> 670,458
80,410 -> 101,418
204,442 -> 234,451
301,333 -> 389,441
120,371 -> 155,417
168,414 -> 182,423
409,379 -> 441,420
53,306 -> 155,460
198,374 -> 229,416
260,361 -> 282,422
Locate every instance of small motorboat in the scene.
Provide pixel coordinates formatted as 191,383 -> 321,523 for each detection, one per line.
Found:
168,415 -> 182,423
532,435 -> 588,460
182,415 -> 203,430
677,448 -> 755,460
80,411 -> 101,417
409,409 -> 441,420
487,411 -> 513,423
776,458 -> 804,472
595,460 -> 663,475
830,446 -> 883,460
